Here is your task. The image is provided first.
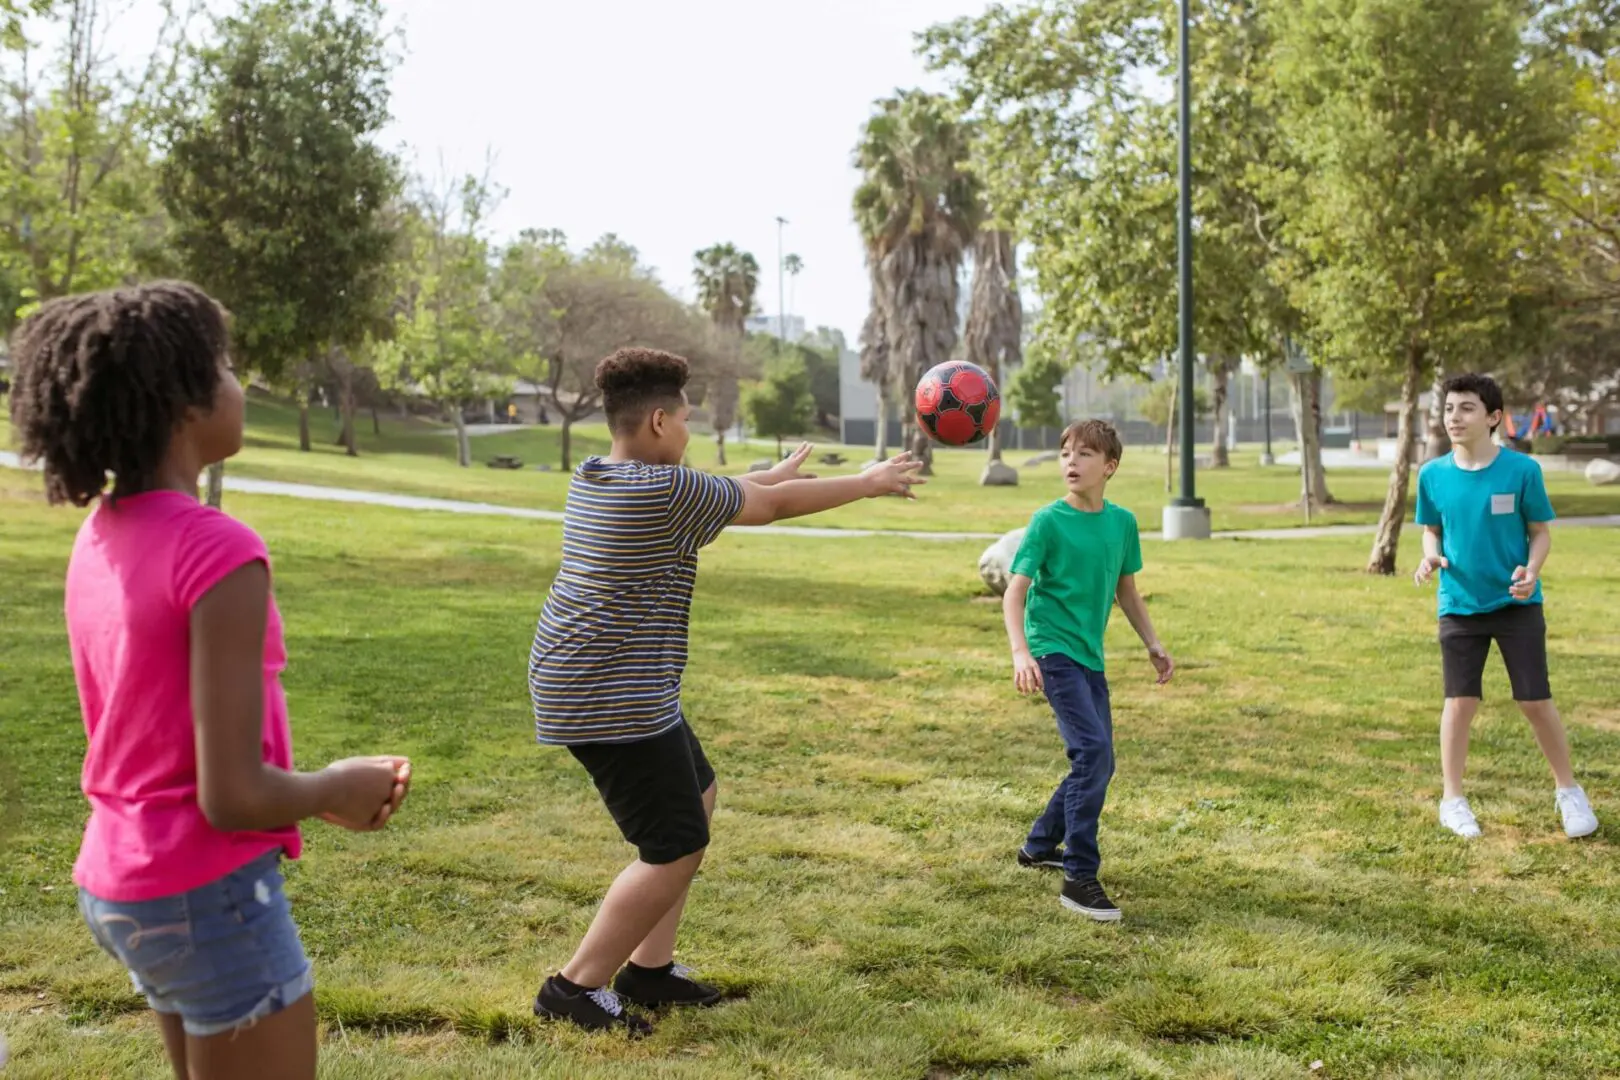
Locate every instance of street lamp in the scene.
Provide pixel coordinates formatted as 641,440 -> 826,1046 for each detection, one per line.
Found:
1164,0 -> 1212,540
775,215 -> 789,348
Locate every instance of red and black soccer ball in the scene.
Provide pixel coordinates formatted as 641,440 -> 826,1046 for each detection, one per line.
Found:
914,361 -> 1001,446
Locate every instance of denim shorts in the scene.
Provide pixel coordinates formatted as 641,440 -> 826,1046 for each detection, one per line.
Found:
77,849 -> 313,1037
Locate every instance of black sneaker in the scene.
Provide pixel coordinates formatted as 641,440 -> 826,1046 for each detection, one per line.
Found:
1017,846 -> 1065,870
534,975 -> 653,1037
612,962 -> 723,1009
1060,878 -> 1121,922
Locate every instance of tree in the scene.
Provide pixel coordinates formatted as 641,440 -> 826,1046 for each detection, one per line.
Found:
502,234 -> 721,470
373,173 -> 508,469
924,0 -> 1306,488
964,226 -> 1022,472
0,0 -> 190,328
1269,0 -> 1570,573
783,252 -> 803,325
743,354 -> 815,458
853,89 -> 981,473
161,0 -> 401,476
1141,376 -> 1212,492
692,242 -> 759,465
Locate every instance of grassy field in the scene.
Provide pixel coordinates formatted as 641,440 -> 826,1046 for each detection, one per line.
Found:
3,465 -> 1620,1078
8,393 -> 1615,535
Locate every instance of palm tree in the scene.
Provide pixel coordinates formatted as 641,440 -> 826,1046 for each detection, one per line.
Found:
964,227 -> 1021,477
853,90 -> 981,473
692,243 -> 759,465
783,253 -> 804,327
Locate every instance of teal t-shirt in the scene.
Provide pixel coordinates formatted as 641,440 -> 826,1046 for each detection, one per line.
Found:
1414,448 -> 1556,618
1010,499 -> 1143,672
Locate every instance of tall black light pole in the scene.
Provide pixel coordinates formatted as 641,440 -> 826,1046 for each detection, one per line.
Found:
1165,0 -> 1211,539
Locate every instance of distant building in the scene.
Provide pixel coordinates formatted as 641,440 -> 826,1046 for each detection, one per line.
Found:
746,313 -> 806,344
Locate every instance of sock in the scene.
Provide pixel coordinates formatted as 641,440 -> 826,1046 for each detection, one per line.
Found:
627,960 -> 675,977
551,973 -> 593,995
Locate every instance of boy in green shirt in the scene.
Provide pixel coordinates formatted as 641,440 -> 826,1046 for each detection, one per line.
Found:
1002,420 -> 1173,921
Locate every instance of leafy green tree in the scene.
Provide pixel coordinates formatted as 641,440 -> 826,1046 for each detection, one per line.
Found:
743,355 -> 816,458
161,0 -> 402,467
1268,0 -> 1570,573
372,174 -> 508,469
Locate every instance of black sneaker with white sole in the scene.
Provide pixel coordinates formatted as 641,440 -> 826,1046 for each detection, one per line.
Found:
1017,846 -> 1065,870
1060,877 -> 1121,922
534,975 -> 653,1036
612,962 -> 723,1009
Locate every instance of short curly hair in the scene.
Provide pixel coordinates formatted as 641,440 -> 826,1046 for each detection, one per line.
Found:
8,281 -> 230,506
595,347 -> 690,435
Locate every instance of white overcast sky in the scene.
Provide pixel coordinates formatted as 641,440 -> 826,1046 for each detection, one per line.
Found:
92,0 -> 997,342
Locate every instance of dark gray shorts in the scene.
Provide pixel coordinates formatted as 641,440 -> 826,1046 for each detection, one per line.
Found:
1438,603 -> 1551,702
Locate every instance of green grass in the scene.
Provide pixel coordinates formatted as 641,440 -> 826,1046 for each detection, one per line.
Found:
10,392 -> 1615,535
3,468 -> 1620,1078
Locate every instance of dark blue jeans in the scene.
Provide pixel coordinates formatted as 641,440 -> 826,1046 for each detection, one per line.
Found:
1024,653 -> 1115,881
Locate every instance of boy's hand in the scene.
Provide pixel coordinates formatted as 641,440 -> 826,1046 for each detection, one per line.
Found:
1509,565 -> 1538,600
763,442 -> 817,485
1413,555 -> 1449,587
1013,650 -> 1043,694
1147,643 -> 1174,685
862,452 -> 927,500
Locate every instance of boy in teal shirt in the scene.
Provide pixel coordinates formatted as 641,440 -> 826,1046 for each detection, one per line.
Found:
1414,372 -> 1597,840
1003,420 -> 1173,921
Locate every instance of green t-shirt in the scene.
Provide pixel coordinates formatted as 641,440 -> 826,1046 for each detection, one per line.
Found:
1010,499 -> 1144,673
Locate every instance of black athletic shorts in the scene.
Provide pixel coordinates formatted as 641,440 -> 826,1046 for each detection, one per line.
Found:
568,720 -> 716,865
1437,603 -> 1551,702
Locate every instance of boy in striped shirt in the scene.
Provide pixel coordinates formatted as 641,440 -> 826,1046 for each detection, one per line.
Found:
529,347 -> 923,1035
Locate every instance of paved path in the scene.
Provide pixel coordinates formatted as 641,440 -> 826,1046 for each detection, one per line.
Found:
4,452 -> 1615,542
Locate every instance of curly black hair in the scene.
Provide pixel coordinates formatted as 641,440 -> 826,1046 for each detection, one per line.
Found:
1441,372 -> 1505,431
595,347 -> 690,435
8,281 -> 230,506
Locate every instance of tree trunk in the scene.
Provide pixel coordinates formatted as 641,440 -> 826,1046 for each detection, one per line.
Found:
1288,367 -> 1333,507
874,387 -> 890,458
560,417 -> 574,472
338,363 -> 358,457
908,420 -> 934,475
204,461 -> 225,509
1367,349 -> 1427,575
298,389 -> 311,453
1211,361 -> 1231,468
776,435 -> 784,458
716,429 -> 727,467
987,419 -> 1003,463
371,404 -> 381,436
1164,376 -> 1178,494
1425,371 -> 1451,461
452,409 -> 471,468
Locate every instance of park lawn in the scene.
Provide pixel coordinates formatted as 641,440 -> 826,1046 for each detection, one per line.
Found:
3,470 -> 1620,1079
5,393 -> 1620,535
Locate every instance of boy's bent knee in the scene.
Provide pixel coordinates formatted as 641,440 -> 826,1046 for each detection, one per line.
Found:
638,843 -> 707,872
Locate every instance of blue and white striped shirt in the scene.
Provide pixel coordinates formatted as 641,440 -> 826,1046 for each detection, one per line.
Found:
529,458 -> 746,745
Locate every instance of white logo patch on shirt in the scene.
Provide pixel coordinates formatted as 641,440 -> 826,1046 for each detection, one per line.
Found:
1491,493 -> 1516,515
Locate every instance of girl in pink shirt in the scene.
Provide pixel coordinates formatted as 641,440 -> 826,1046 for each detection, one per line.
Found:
9,282 -> 412,1080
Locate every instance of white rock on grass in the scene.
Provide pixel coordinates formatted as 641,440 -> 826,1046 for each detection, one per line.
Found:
1585,458 -> 1620,486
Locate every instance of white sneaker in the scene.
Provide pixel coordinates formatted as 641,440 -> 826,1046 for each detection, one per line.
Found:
1439,796 -> 1482,838
1556,786 -> 1599,838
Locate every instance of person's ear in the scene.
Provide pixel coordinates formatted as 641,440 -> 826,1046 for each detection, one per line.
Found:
649,407 -> 668,438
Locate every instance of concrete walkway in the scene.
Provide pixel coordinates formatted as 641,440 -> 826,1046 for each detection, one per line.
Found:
4,452 -> 1615,542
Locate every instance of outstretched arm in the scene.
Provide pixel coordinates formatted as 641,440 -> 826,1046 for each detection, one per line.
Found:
732,453 -> 923,526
